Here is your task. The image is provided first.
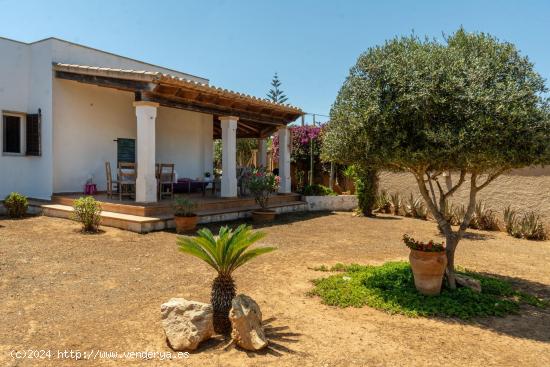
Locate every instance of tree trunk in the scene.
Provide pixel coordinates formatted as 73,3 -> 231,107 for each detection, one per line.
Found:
211,274 -> 236,335
444,234 -> 458,290
355,166 -> 379,216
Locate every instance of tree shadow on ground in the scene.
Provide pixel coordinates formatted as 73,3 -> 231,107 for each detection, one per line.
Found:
240,317 -> 302,357
461,231 -> 496,241
71,228 -> 106,235
190,336 -> 226,353
187,317 -> 302,357
370,214 -> 403,220
436,273 -> 550,342
199,211 -> 337,232
471,272 -> 549,342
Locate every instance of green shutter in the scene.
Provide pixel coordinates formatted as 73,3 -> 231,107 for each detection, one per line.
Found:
117,138 -> 136,164
26,112 -> 41,156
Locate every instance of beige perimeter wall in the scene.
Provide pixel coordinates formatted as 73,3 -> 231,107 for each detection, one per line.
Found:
379,167 -> 550,224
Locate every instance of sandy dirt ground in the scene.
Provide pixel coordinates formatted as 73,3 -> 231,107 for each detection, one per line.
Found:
1,212 -> 549,367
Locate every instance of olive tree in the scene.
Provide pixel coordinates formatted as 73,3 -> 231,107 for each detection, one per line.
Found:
322,29 -> 550,289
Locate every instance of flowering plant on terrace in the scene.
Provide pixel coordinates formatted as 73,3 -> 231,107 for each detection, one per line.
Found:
246,167 -> 280,209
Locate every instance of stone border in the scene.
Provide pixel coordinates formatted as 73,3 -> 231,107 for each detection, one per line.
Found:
303,195 -> 357,212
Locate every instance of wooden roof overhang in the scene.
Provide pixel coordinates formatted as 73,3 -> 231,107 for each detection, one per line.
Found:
53,63 -> 303,138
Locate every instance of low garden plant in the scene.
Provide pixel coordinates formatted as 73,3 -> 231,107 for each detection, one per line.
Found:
404,193 -> 427,220
72,196 -> 102,232
310,261 -> 547,319
469,201 -> 500,231
173,198 -> 197,217
3,192 -> 28,218
389,192 -> 401,215
375,190 -> 391,213
504,206 -> 547,240
303,184 -> 336,196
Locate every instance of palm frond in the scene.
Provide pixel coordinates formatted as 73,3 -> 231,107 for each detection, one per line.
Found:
230,246 -> 277,272
177,237 -> 219,271
177,224 -> 274,276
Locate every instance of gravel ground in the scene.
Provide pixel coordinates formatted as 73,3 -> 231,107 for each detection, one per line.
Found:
0,212 -> 549,367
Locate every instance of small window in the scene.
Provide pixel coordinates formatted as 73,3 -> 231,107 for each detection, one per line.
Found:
3,114 -> 24,154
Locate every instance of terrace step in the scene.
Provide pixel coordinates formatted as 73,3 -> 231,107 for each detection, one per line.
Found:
50,193 -> 303,217
40,200 -> 308,234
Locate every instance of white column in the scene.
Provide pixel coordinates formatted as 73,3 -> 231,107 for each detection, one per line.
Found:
258,138 -> 268,168
220,116 -> 238,197
202,114 -> 214,177
134,101 -> 159,202
278,126 -> 291,193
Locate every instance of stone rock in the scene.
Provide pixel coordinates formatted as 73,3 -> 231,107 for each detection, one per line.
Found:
160,298 -> 214,351
229,294 -> 268,351
455,274 -> 482,293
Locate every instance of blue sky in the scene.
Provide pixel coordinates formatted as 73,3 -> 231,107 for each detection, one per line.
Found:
1,0 -> 549,123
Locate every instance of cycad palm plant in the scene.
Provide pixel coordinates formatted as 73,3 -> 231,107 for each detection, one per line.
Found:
177,224 -> 276,334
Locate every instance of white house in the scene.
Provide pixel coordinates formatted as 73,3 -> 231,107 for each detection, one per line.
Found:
0,36 -> 302,203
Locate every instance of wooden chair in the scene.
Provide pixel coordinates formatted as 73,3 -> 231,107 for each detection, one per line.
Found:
117,162 -> 137,200
158,163 -> 175,200
105,162 -> 119,198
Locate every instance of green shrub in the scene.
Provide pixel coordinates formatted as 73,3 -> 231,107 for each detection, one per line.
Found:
3,192 -> 28,218
72,196 -> 102,232
309,262 -> 546,319
303,184 -> 337,196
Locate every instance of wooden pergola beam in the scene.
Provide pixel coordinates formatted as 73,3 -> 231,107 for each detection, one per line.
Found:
55,71 -> 155,92
141,92 -> 292,126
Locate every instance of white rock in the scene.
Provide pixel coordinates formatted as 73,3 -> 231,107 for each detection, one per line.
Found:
229,294 -> 268,351
160,298 -> 214,351
455,274 -> 482,293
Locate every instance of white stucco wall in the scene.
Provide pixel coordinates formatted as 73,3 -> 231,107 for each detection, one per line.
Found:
0,36 -> 211,200
0,38 -> 54,200
48,38 -> 207,83
53,79 -> 213,193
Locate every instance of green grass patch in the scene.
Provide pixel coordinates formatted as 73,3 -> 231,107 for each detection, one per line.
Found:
309,262 -> 547,319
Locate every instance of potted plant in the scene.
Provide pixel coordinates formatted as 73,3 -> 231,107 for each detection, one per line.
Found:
403,234 -> 447,295
173,198 -> 198,233
246,167 -> 280,222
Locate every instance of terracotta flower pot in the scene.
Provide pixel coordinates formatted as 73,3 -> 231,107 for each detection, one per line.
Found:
174,215 -> 198,234
409,250 -> 447,295
251,209 -> 276,223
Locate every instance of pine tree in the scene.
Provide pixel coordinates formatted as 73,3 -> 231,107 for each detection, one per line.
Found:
266,72 -> 288,104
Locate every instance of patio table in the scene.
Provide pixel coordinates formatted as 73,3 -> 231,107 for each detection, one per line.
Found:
174,178 -> 213,196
